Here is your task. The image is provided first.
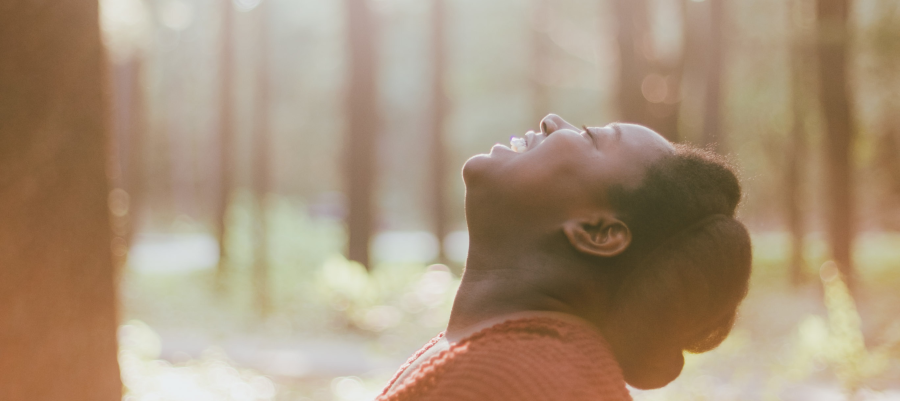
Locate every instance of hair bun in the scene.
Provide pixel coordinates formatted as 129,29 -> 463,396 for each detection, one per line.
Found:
603,214 -> 752,389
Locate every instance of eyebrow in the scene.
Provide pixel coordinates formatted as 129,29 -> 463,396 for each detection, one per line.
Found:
610,123 -> 623,142
583,125 -> 600,149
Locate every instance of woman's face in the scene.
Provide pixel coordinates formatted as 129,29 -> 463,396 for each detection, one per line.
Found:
463,114 -> 674,221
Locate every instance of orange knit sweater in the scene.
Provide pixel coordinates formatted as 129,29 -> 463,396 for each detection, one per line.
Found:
376,317 -> 633,401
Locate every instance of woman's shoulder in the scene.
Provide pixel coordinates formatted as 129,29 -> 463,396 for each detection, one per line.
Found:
379,316 -> 631,401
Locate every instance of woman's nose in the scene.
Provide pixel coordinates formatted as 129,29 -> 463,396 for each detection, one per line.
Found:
540,114 -> 579,136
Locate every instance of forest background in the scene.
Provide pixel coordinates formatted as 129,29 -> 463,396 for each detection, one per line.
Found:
1,0 -> 900,400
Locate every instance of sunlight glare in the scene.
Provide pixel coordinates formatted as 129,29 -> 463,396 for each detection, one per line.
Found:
234,0 -> 263,12
100,0 -> 151,62
159,0 -> 194,31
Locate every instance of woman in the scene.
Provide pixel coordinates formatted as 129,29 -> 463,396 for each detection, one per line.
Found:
376,114 -> 752,401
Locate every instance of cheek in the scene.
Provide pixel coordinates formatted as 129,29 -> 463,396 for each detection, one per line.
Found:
502,158 -> 594,210
463,139 -> 601,209
517,146 -> 595,190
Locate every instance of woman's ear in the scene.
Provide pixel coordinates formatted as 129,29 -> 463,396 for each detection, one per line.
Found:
562,213 -> 632,257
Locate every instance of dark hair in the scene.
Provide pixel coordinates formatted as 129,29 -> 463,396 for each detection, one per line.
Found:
602,144 -> 752,389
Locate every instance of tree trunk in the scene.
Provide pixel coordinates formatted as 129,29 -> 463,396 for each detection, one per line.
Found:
531,0 -> 552,121
702,0 -> 726,152
109,57 -> 146,267
877,123 -> 900,229
786,0 -> 811,287
0,1 -> 122,400
650,0 -> 688,143
431,0 -> 449,265
816,0 -> 855,288
125,58 -> 146,243
215,0 -> 236,293
613,0 -> 683,142
253,1 -> 272,315
871,2 -> 900,230
345,0 -> 380,270
614,0 -> 651,127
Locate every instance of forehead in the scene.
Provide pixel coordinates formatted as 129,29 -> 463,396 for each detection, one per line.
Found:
614,123 -> 675,156
593,123 -> 674,190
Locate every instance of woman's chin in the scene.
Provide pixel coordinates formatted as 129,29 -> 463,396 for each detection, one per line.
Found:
621,351 -> 685,390
462,146 -> 520,190
461,154 -> 491,186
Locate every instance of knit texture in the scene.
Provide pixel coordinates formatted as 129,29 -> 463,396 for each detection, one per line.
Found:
377,317 -> 633,401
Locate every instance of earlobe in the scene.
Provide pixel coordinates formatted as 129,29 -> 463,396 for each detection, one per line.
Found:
563,215 -> 632,258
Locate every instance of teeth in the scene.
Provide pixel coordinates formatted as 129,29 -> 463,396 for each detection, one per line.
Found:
510,137 -> 527,153
525,131 -> 535,148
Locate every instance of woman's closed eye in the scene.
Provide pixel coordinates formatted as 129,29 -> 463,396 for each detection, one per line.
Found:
583,126 -> 601,150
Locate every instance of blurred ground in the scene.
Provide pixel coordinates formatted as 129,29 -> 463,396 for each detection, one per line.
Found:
118,197 -> 900,401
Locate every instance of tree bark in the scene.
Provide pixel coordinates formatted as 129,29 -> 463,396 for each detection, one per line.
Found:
431,0 -> 449,265
0,1 -> 122,400
125,58 -> 146,243
109,57 -> 146,267
614,0 -> 651,127
877,123 -> 900,229
786,0 -> 811,287
253,1 -> 272,315
215,0 -> 236,293
613,0 -> 683,142
345,0 -> 380,270
816,0 -> 855,287
702,0 -> 726,152
531,0 -> 552,121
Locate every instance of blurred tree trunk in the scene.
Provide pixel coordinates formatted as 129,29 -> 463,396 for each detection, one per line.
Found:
109,56 -> 146,267
878,125 -> 900,229
701,0 -> 726,152
345,0 -> 380,270
786,0 -> 811,287
125,58 -> 146,245
166,41 -> 196,219
531,0 -> 552,121
872,3 -> 900,230
613,0 -> 683,141
614,0 -> 651,127
253,1 -> 272,316
654,0 -> 688,143
215,0 -> 236,293
0,0 -> 122,400
431,0 -> 449,265
815,0 -> 856,288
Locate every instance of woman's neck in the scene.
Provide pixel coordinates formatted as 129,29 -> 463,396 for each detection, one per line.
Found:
446,241 -> 610,341
445,310 -> 596,343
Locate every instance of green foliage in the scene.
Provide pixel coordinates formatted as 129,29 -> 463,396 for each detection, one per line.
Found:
315,256 -> 458,334
122,204 -> 900,400
763,263 -> 900,399
117,224 -> 900,393
119,320 -> 277,401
